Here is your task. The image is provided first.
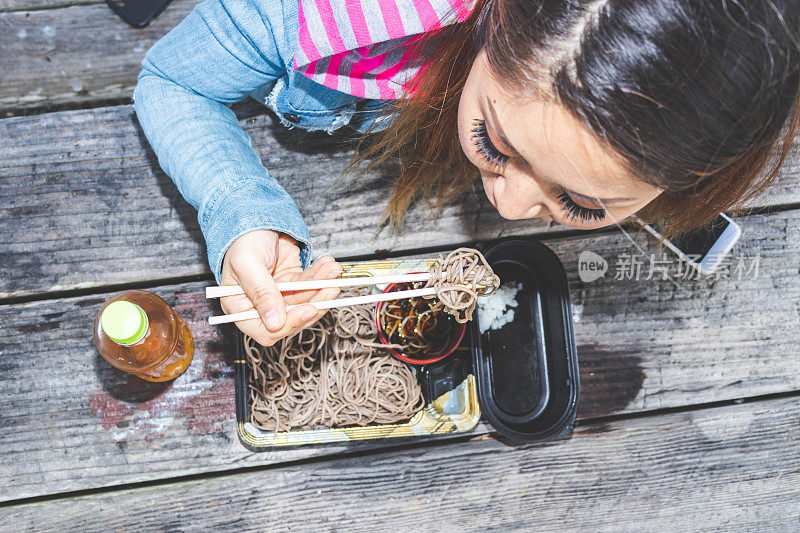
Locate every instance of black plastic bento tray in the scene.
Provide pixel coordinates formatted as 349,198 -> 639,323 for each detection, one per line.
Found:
234,237 -> 579,448
469,238 -> 580,442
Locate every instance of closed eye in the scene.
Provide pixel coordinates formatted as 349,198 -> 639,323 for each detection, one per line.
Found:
557,192 -> 606,223
471,119 -> 509,167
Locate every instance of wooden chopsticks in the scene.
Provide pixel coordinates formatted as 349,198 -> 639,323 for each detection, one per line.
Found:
205,272 -> 432,326
207,286 -> 435,325
205,272 -> 431,298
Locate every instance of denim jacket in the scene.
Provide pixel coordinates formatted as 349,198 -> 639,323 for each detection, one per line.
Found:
133,0 -> 392,283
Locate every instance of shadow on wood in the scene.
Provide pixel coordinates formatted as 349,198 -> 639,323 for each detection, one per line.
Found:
129,111 -> 208,255
93,351 -> 172,404
577,343 -> 645,419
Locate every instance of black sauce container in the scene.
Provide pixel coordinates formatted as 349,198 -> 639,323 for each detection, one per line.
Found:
467,238 -> 579,442
234,237 -> 579,449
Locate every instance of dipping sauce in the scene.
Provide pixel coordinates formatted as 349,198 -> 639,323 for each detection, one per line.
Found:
377,282 -> 465,364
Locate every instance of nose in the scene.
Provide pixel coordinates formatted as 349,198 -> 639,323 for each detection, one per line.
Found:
524,203 -> 543,219
491,167 -> 552,221
502,175 -> 547,219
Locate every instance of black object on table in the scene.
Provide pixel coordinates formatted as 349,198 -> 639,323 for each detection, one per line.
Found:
106,0 -> 173,27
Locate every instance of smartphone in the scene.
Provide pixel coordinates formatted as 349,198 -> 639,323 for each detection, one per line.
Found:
632,213 -> 742,275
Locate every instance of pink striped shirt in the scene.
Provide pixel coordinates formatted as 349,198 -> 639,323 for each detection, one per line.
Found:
293,0 -> 477,99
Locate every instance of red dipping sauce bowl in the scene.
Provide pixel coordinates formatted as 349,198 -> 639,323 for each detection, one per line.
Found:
375,281 -> 467,366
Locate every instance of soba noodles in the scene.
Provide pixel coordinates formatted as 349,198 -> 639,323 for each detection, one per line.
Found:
243,248 -> 500,432
423,247 -> 500,323
244,296 -> 425,432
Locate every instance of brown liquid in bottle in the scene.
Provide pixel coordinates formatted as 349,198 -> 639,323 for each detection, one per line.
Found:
93,289 -> 194,382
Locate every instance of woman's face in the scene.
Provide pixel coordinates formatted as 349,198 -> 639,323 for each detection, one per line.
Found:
458,50 -> 663,227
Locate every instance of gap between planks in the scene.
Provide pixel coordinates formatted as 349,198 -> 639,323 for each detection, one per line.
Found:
0,224 -> 600,305
1,387 -> 797,510
2,199 -> 796,304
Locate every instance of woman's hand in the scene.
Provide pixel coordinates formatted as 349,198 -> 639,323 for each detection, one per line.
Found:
219,229 -> 342,346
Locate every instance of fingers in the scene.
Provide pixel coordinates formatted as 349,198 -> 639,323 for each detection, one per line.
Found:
302,254 -> 335,277
236,258 -> 287,333
314,256 -> 343,289
230,255 -> 343,347
232,302 -> 334,348
287,303 -> 323,331
275,257 -> 342,342
266,257 -> 342,342
280,256 -> 343,306
237,303 -> 324,347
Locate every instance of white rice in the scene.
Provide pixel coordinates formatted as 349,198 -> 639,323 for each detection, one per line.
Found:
477,281 -> 522,333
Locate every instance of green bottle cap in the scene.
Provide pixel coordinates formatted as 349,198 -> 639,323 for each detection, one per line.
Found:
100,301 -> 149,345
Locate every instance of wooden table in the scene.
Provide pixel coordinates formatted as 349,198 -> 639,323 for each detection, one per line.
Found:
1,1 -> 799,530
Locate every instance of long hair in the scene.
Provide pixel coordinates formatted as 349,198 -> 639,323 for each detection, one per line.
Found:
350,0 -> 800,239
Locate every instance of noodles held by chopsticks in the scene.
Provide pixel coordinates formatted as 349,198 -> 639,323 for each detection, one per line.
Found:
424,247 -> 500,323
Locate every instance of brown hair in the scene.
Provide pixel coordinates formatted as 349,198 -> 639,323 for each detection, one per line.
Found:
350,0 -> 800,239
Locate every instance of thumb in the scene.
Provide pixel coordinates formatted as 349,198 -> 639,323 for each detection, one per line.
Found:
236,257 -> 286,332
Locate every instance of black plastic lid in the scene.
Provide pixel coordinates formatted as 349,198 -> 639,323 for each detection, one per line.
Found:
469,238 -> 579,442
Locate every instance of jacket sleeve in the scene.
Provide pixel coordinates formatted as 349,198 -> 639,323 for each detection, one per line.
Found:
133,0 -> 312,284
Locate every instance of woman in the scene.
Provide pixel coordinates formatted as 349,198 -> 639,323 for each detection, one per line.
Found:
134,0 -> 800,347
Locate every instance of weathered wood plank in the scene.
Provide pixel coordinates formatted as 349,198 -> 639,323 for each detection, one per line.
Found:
2,105 -> 798,298
0,0 -> 199,114
4,397 -> 799,531
0,105 -> 558,298
1,208 -> 797,502
738,131 -> 800,209
0,0 -> 102,13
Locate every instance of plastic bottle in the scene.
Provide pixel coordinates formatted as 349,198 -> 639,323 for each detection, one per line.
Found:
93,289 -> 194,382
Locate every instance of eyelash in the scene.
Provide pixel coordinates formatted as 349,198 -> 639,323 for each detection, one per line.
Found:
471,118 -> 607,224
471,119 -> 510,167
557,192 -> 606,223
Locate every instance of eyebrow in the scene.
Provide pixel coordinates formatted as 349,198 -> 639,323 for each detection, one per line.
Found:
485,97 -> 637,207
